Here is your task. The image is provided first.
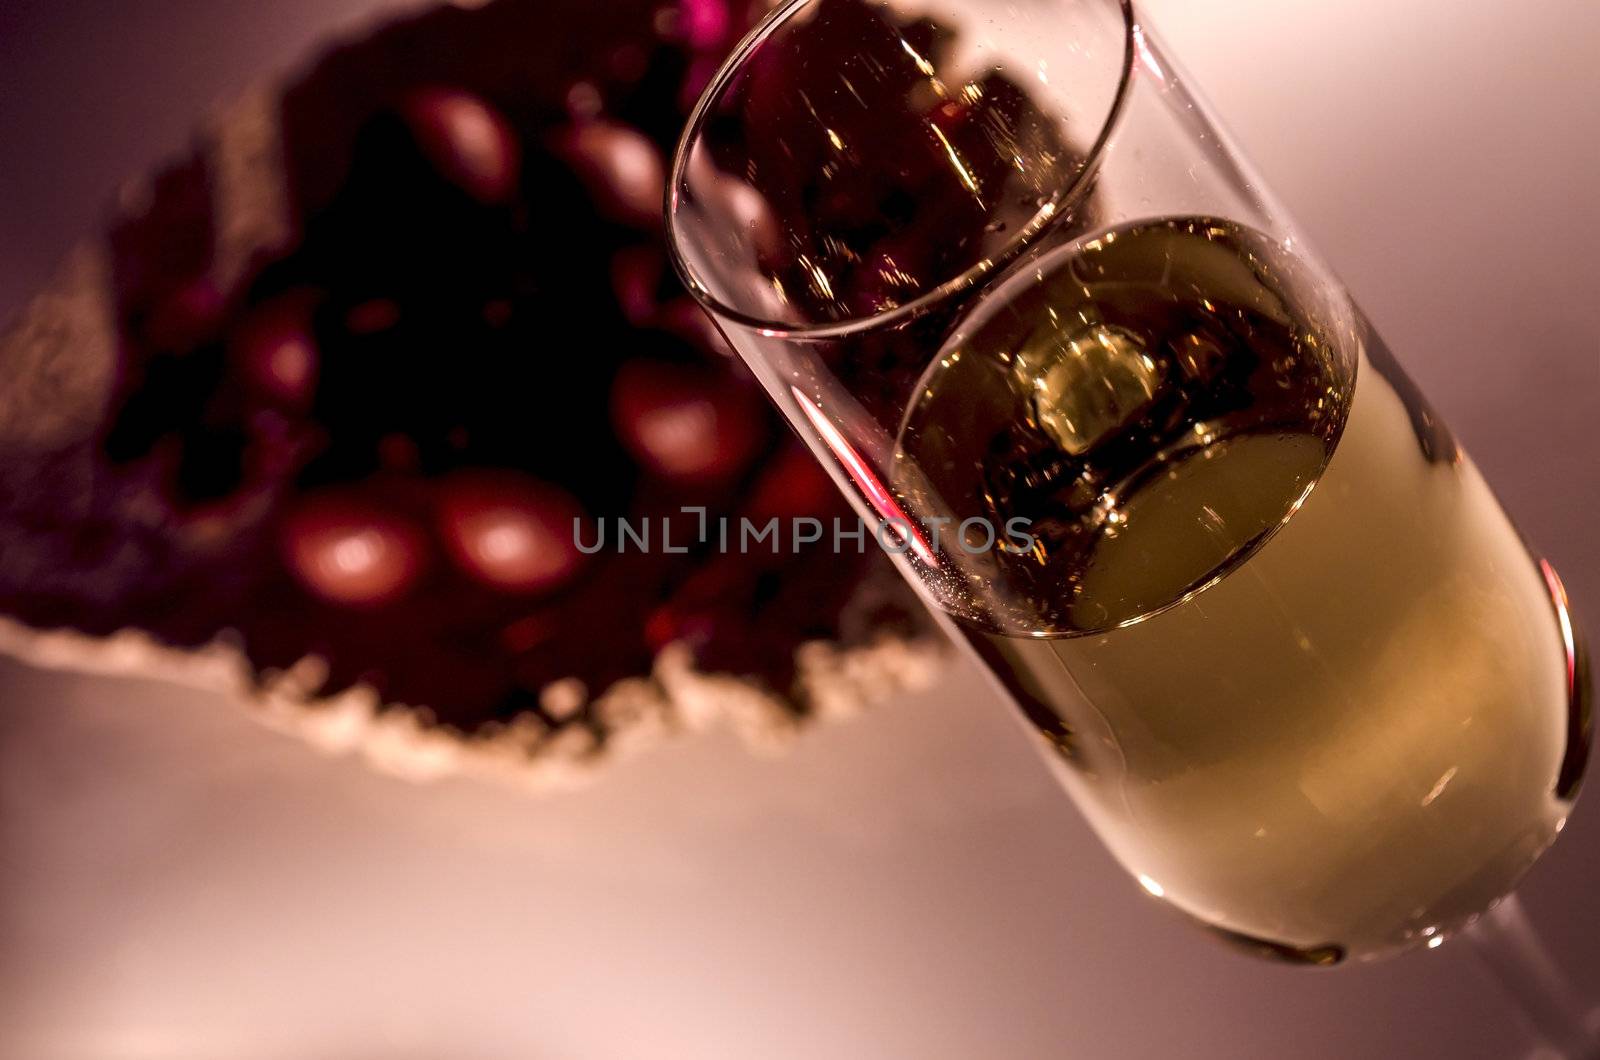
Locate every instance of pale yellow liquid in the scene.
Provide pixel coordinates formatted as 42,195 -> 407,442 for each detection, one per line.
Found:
894,219 -> 1584,962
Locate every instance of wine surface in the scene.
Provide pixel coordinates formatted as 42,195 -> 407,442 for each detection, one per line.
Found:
893,217 -> 1584,960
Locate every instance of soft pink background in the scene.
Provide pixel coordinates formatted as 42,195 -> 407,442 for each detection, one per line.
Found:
1,1 -> 1597,1056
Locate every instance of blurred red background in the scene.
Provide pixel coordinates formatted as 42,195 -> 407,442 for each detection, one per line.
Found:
1,1 -> 1596,1057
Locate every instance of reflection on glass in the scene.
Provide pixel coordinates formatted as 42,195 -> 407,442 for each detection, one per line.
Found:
668,0 -> 1592,1041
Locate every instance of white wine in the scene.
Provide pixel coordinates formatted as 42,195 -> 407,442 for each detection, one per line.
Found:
893,218 -> 1588,962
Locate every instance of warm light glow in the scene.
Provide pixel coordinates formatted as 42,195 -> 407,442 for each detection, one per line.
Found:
898,35 -> 935,77
330,532 -> 383,576
1420,766 -> 1458,807
928,124 -> 981,200
1137,874 -> 1165,898
1133,24 -> 1166,83
638,400 -> 719,473
477,522 -> 529,564
1539,559 -> 1577,694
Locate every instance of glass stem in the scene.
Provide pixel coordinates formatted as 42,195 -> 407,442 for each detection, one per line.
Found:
1465,894 -> 1597,1059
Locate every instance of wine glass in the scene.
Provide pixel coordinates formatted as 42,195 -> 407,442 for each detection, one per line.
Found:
665,0 -> 1593,1051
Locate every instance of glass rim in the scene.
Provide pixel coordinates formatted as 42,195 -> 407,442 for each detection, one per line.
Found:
665,0 -> 1138,342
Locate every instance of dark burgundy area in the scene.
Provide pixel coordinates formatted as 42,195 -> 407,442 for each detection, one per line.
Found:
0,0 -> 985,738
0,0 -> 851,734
